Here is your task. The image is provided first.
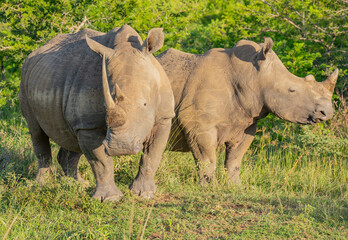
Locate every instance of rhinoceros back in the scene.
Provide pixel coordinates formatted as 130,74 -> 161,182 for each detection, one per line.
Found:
20,29 -> 119,152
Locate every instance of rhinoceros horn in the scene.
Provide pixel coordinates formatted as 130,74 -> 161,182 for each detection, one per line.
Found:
322,69 -> 339,94
102,53 -> 116,109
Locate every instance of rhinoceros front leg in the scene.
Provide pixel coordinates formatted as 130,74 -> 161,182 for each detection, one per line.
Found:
225,123 -> 256,185
57,147 -> 89,187
77,129 -> 123,202
130,118 -> 171,198
188,127 -> 218,186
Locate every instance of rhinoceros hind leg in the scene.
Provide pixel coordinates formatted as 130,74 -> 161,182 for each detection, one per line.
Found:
57,147 -> 89,187
20,90 -> 52,184
27,122 -> 52,184
33,135 -> 52,185
225,123 -> 256,185
130,119 -> 172,199
77,129 -> 123,202
187,128 -> 218,186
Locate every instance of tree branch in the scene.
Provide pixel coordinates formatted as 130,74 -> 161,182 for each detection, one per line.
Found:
299,37 -> 324,43
73,16 -> 89,33
261,0 -> 303,32
313,25 -> 329,34
0,46 -> 12,51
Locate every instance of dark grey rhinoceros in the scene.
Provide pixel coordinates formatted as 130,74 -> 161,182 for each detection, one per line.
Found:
19,25 -> 175,201
157,37 -> 338,185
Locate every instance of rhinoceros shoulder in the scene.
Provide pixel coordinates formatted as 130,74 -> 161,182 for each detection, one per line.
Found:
157,48 -> 197,73
159,48 -> 196,60
43,28 -> 104,49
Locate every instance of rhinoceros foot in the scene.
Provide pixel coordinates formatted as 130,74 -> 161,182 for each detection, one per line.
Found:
228,174 -> 241,186
130,177 -> 157,199
36,167 -> 51,185
101,194 -> 123,202
199,174 -> 217,187
92,184 -> 124,203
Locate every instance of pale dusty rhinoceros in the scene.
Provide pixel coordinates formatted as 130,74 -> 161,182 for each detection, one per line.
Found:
19,25 -> 175,201
156,37 -> 338,185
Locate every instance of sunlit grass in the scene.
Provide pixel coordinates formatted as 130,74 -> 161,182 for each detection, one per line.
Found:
0,101 -> 347,239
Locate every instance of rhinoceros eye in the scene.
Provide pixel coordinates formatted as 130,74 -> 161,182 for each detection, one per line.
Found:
289,87 -> 296,93
143,103 -> 147,106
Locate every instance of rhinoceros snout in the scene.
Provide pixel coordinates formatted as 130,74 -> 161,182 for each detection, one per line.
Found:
103,138 -> 143,156
312,100 -> 334,122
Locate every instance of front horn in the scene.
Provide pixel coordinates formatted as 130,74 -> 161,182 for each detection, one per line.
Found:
102,53 -> 116,109
322,69 -> 339,94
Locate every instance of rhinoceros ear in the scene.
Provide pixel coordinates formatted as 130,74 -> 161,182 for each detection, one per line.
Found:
141,28 -> 164,54
258,37 -> 273,60
86,35 -> 113,58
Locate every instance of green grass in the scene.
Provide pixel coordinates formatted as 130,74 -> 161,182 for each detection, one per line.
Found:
0,99 -> 347,239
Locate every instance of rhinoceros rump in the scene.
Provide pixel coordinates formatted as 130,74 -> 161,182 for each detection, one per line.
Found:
157,37 -> 338,185
19,25 -> 175,201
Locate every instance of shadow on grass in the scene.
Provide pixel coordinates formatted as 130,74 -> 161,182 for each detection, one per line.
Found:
0,99 -> 35,181
0,144 -> 36,182
152,187 -> 348,226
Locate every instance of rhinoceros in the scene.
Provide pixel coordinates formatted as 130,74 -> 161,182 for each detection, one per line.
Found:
19,25 -> 175,201
156,37 -> 338,185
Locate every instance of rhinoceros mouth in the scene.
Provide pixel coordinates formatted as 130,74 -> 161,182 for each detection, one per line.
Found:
103,139 -> 143,156
305,115 -> 321,125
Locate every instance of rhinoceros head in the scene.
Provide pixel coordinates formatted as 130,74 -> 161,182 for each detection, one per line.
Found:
254,38 -> 338,124
86,27 -> 168,156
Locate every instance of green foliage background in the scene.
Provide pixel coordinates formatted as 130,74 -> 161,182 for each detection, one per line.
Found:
0,0 -> 347,239
1,0 -> 347,86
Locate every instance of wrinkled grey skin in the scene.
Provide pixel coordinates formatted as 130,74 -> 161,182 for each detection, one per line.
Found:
157,37 -> 338,185
19,25 -> 175,201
